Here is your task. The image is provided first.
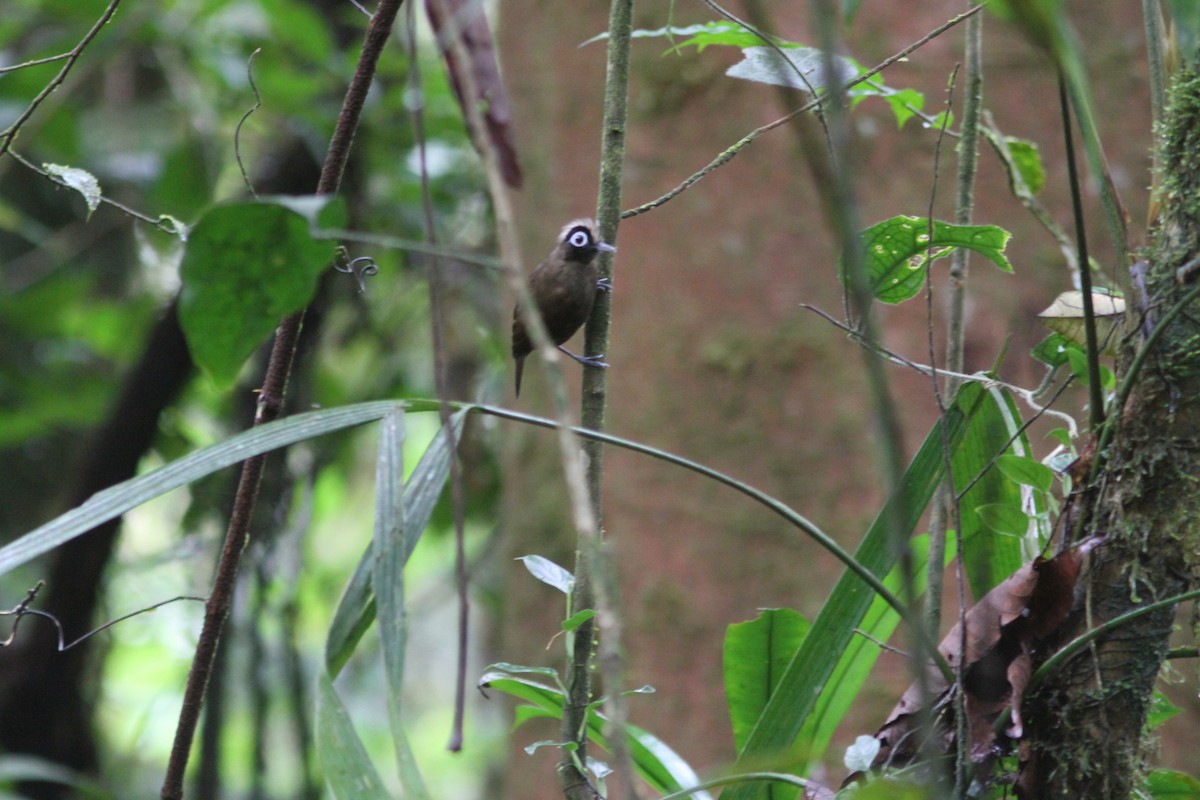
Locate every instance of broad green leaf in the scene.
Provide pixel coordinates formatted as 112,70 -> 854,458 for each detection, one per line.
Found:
0,401 -> 412,578
519,554 -> 575,594
880,86 -> 924,129
724,609 -> 810,753
178,199 -> 336,386
1066,347 -> 1090,384
985,128 -> 1047,199
1066,350 -> 1115,391
996,454 -> 1054,493
1031,332 -> 1078,367
854,216 -> 1013,304
1144,768 -> 1200,799
957,385 -> 1039,594
562,609 -> 596,632
1147,691 -> 1182,730
1006,137 -> 1046,194
326,409 -> 467,675
315,672 -> 390,800
479,669 -> 711,799
43,163 -> 101,219
975,502 -> 1029,538
721,382 -> 992,799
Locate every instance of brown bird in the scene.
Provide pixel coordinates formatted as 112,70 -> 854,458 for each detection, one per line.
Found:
512,219 -> 615,396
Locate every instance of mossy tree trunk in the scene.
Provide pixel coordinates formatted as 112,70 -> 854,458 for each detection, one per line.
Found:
1023,67 -> 1200,799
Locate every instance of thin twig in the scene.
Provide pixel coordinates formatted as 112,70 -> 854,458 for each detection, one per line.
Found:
921,63 -> 960,627
7,150 -> 186,236
912,65 -> 960,791
1,587 -> 205,651
0,0 -> 122,157
620,4 -> 984,219
944,7 -> 983,794
1059,71 -> 1105,430
0,52 -> 73,73
801,303 -> 1080,435
405,0 -> 470,753
234,48 -> 264,198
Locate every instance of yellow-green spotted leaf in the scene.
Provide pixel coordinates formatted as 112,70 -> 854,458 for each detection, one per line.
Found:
853,215 -> 1012,304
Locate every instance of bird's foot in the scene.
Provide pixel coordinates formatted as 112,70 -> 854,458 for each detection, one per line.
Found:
558,346 -> 609,369
596,277 -> 613,293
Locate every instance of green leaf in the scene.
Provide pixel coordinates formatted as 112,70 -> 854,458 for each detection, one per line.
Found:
723,609 -> 810,753
1100,362 -> 1116,391
1066,346 -> 1090,384
478,670 -> 711,799
518,554 -> 574,593
880,86 -> 924,129
854,216 -> 1013,304
43,163 -> 101,219
996,453 -> 1054,493
956,385 -> 1040,595
1031,333 -> 1078,367
1006,137 -> 1046,194
975,502 -> 1029,538
562,609 -> 596,632
326,409 -> 466,676
0,401 -> 411,578
1145,768 -> 1200,799
1148,690 -> 1182,730
315,672 -> 390,799
178,199 -> 336,386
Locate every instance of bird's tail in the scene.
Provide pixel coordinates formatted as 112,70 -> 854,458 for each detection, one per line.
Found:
514,356 -> 526,397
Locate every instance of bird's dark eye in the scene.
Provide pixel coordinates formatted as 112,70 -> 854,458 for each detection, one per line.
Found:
568,230 -> 591,248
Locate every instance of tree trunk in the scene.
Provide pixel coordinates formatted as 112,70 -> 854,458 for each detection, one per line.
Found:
1023,66 -> 1200,799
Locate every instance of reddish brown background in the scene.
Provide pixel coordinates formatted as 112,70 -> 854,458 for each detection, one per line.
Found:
489,2 -> 1187,797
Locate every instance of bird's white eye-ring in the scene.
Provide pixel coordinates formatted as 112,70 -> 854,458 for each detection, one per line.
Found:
568,230 -> 591,248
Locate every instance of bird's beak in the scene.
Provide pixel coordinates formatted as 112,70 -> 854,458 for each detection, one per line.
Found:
597,242 -> 617,253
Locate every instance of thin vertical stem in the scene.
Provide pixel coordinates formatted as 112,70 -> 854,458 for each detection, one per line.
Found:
567,0 -> 636,793
1059,71 -> 1105,430
405,3 -> 470,752
160,2 -> 406,796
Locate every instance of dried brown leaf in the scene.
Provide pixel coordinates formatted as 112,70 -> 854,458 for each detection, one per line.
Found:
865,538 -> 1104,777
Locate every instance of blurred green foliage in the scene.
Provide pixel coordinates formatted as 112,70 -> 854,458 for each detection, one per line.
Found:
1,0 -> 504,795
